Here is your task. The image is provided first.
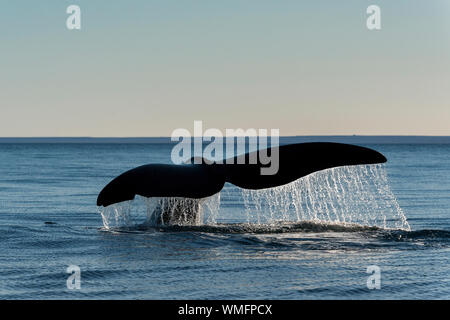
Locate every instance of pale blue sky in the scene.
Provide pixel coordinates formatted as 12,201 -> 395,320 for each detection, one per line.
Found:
1,1 -> 449,136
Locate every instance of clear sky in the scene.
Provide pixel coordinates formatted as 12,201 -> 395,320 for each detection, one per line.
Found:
1,0 -> 449,137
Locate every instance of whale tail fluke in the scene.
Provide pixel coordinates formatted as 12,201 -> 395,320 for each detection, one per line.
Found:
97,142 -> 387,208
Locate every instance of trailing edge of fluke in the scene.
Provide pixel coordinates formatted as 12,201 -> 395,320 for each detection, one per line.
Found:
97,142 -> 387,207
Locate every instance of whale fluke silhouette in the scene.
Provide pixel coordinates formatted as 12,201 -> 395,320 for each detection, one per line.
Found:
97,142 -> 386,207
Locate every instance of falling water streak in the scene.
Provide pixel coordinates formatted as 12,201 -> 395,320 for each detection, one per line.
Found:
98,164 -> 410,231
241,164 -> 410,230
99,193 -> 221,230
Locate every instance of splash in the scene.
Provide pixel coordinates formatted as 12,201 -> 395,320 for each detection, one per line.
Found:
98,164 -> 410,231
240,164 -> 410,230
99,193 -> 221,230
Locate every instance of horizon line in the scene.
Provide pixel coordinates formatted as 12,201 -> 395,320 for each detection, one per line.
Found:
1,136 -> 450,145
1,135 -> 450,139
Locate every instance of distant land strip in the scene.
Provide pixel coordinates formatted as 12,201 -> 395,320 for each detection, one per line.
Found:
0,136 -> 450,144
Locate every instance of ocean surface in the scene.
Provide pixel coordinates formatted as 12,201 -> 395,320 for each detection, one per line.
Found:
0,141 -> 449,299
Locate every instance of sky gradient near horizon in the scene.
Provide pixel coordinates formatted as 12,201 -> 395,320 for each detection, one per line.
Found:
1,0 -> 449,137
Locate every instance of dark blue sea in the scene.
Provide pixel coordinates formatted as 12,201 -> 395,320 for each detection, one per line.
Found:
0,141 -> 449,299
